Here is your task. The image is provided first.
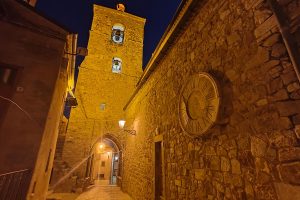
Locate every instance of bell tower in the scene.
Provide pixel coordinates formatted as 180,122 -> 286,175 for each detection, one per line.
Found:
54,3 -> 145,190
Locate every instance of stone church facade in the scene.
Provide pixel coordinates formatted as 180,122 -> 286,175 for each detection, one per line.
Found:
57,0 -> 300,199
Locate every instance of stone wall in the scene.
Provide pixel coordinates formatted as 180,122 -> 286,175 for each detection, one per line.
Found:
123,0 -> 300,199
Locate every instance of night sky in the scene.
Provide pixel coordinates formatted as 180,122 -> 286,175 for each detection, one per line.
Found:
36,0 -> 182,69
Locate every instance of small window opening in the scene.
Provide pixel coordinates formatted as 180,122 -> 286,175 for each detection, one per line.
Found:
0,67 -> 17,85
101,161 -> 106,167
99,174 -> 105,179
112,57 -> 122,73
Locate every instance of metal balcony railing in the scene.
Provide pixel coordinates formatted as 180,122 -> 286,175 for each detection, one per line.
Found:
0,169 -> 31,200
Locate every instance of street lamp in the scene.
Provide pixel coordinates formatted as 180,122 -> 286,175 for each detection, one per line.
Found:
118,120 -> 136,135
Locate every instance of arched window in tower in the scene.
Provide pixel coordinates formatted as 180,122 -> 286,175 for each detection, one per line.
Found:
112,57 -> 122,73
111,24 -> 125,44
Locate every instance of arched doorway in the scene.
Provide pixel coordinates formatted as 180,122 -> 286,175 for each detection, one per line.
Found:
85,134 -> 122,186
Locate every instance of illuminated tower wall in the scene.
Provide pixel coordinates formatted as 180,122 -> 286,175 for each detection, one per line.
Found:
57,4 -> 145,191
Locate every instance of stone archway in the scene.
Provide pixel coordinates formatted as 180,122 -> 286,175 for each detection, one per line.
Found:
85,133 -> 123,186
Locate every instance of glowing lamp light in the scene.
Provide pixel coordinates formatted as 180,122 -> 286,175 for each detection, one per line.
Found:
99,143 -> 105,149
118,119 -> 136,135
119,120 -> 126,129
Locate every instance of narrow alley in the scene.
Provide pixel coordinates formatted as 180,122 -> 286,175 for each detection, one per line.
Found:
75,185 -> 131,200
48,185 -> 131,200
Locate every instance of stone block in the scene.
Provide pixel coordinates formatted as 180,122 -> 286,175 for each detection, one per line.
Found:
205,146 -> 217,156
271,43 -> 287,58
224,173 -> 243,187
278,162 -> 300,184
268,77 -> 283,94
279,147 -> 300,162
245,181 -> 254,199
251,136 -> 268,157
195,169 -> 206,181
256,47 -> 270,64
274,182 -> 300,200
257,171 -> 272,184
269,65 -> 283,75
269,130 -> 297,148
287,82 -> 300,93
242,0 -> 264,10
279,117 -> 293,129
228,149 -> 237,159
281,71 -> 298,85
231,159 -> 241,174
295,125 -> 300,139
264,60 -> 281,72
255,15 -> 277,40
263,33 -> 281,47
290,90 -> 300,99
292,114 -> 300,125
175,179 -> 182,186
282,60 -> 293,70
225,69 -> 239,81
256,98 -> 268,106
269,89 -> 289,102
221,157 -> 230,172
254,9 -> 273,26
227,32 -> 241,46
210,156 -> 220,171
217,146 -> 227,157
276,100 -> 300,116
222,139 -> 237,150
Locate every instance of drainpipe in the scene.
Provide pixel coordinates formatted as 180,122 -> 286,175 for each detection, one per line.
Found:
267,0 -> 300,83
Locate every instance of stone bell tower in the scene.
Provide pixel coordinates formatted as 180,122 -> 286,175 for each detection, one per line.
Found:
52,3 -> 145,191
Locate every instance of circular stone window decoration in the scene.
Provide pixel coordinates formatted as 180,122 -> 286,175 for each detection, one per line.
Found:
179,72 -> 220,137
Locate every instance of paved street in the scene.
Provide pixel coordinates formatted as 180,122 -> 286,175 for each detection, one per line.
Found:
75,185 -> 132,200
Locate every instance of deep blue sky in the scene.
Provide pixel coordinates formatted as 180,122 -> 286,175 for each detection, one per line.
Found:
36,0 -> 182,69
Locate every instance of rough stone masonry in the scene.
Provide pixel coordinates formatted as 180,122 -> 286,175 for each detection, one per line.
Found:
123,0 -> 300,199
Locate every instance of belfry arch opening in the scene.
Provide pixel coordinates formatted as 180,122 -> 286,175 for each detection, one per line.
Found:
111,23 -> 125,44
85,134 -> 122,186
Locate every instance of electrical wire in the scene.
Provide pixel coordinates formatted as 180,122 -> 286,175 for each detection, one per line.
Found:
0,95 -> 42,128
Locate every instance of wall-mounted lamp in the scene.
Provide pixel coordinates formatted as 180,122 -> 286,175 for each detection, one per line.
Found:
118,120 -> 126,129
118,119 -> 136,135
99,143 -> 105,150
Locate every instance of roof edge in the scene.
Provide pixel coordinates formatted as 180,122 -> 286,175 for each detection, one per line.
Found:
15,0 -> 74,33
123,0 -> 206,111
93,3 -> 146,24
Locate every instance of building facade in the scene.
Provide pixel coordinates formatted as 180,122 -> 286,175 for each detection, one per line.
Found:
0,0 -> 77,199
53,4 -> 145,192
123,0 -> 300,199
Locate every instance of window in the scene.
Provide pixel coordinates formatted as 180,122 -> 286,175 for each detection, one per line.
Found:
99,174 -> 105,179
112,57 -> 122,73
101,161 -> 106,167
0,67 -> 17,86
111,24 -> 125,44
